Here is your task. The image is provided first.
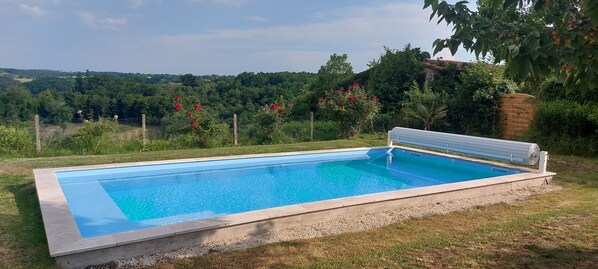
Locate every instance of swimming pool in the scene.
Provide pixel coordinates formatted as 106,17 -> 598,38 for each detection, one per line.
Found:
56,148 -> 522,238
34,147 -> 554,268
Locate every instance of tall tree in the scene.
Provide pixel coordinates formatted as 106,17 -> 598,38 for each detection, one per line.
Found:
0,86 -> 36,122
425,0 -> 598,93
292,54 -> 355,118
367,45 -> 427,113
180,73 -> 198,87
75,72 -> 85,93
314,53 -> 354,93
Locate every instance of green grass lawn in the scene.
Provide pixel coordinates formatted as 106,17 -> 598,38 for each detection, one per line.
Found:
1,139 -> 596,269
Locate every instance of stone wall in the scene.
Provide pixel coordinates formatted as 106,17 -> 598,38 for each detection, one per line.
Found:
498,93 -> 538,139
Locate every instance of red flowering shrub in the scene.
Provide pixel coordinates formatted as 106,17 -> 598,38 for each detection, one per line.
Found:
164,95 -> 219,147
317,83 -> 381,137
251,102 -> 289,144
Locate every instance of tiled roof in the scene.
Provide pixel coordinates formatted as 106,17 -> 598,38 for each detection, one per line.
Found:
423,59 -> 466,71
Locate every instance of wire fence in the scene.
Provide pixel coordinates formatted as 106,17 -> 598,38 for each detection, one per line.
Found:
31,112 -> 327,153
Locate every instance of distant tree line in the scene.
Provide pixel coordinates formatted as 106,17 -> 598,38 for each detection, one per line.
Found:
0,70 -> 316,126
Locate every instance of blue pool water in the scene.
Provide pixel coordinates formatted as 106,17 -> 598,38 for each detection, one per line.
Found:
56,148 -> 523,238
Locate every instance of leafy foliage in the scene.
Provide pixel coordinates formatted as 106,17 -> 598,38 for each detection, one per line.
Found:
402,82 -> 448,131
23,77 -> 74,94
292,54 -> 354,118
317,83 -> 381,137
180,74 -> 198,87
533,100 -> 598,137
528,100 -> 598,155
0,86 -> 37,123
35,90 -> 72,125
539,78 -> 598,103
313,53 -> 354,93
73,118 -> 118,154
445,62 -> 516,136
164,95 -> 227,147
0,125 -> 34,154
249,102 -> 289,144
367,45 -> 427,113
428,62 -> 461,96
425,0 -> 598,94
279,121 -> 340,142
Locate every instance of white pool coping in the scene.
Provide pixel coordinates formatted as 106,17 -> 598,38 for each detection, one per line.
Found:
33,146 -> 555,268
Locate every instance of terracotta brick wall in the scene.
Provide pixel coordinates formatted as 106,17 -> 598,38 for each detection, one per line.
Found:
499,93 -> 538,139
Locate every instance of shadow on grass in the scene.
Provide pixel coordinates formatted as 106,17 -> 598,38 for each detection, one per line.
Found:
501,243 -> 598,268
3,180 -> 56,268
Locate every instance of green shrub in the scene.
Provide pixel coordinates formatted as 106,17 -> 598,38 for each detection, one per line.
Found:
0,125 -> 34,155
447,62 -> 516,136
163,95 -> 225,148
318,83 -> 380,137
401,82 -> 448,131
529,100 -> 598,156
205,123 -> 232,148
279,121 -> 340,142
249,102 -> 288,144
539,78 -> 598,103
145,139 -> 172,151
370,113 -> 392,133
280,121 -> 311,142
43,131 -> 77,151
533,100 -> 597,137
312,121 -> 340,141
73,119 -> 118,154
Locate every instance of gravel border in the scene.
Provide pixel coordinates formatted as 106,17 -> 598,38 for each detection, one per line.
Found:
92,184 -> 562,269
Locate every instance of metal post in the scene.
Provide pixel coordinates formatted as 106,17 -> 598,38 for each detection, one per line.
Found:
233,113 -> 238,146
35,115 -> 41,153
387,130 -> 393,147
141,114 -> 147,150
539,151 -> 549,173
310,111 -> 314,141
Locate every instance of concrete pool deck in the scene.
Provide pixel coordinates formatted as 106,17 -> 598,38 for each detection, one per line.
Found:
33,146 -> 556,268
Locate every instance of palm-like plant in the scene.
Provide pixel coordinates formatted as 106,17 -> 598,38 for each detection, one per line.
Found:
402,101 -> 448,131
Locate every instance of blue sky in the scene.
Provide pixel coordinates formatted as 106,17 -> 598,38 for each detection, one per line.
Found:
0,0 -> 475,75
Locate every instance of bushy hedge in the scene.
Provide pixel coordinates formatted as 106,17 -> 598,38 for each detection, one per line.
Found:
0,125 -> 34,155
73,119 -> 118,154
280,121 -> 340,142
528,100 -> 598,156
244,120 -> 340,145
539,79 -> 598,103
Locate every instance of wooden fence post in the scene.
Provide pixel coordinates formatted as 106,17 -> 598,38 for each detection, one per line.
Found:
233,113 -> 238,146
34,114 -> 41,153
141,114 -> 147,150
310,111 -> 314,141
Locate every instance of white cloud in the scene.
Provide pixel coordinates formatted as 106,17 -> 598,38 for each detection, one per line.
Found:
189,0 -> 245,7
30,2 -> 474,75
160,4 -> 449,46
129,0 -> 145,9
77,12 -> 128,30
19,4 -> 45,17
246,15 -> 268,22
151,3 -> 460,73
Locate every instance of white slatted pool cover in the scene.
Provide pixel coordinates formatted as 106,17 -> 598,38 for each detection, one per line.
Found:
389,127 -> 541,165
